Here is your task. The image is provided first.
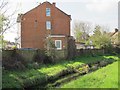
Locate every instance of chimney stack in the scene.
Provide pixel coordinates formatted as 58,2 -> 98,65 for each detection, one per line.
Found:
52,2 -> 56,7
115,28 -> 118,32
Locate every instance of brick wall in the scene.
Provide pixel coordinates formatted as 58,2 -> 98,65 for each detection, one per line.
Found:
21,2 -> 71,49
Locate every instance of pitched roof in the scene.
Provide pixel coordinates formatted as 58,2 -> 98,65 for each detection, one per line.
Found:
109,28 -> 119,37
55,5 -> 71,19
22,1 -> 71,19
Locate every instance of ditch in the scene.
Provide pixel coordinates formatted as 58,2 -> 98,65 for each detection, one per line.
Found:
25,58 -> 116,89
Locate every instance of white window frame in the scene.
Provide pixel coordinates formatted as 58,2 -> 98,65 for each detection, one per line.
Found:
48,35 -> 65,38
55,40 -> 62,50
46,21 -> 51,30
46,8 -> 51,16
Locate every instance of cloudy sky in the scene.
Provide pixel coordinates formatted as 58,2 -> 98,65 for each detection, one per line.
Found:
4,0 -> 119,42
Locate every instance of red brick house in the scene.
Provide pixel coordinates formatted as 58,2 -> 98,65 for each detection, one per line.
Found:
20,1 -> 71,50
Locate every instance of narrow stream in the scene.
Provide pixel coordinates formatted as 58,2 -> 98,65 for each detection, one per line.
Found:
25,59 -> 115,89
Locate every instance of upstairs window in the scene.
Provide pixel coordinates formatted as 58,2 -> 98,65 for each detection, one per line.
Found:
46,8 -> 51,16
46,21 -> 51,30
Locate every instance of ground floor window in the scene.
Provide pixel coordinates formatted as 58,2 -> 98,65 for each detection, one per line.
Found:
55,40 -> 62,50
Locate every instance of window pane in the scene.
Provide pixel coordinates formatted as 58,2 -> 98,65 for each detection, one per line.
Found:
56,41 -> 60,48
55,40 -> 62,49
46,21 -> 51,30
46,8 -> 50,16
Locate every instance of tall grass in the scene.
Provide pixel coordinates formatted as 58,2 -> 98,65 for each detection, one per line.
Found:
2,55 -> 119,88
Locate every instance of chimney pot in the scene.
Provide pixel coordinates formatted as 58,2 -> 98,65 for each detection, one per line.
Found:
52,2 -> 56,6
115,28 -> 118,32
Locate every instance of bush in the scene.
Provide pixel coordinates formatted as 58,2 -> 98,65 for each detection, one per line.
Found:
99,60 -> 107,67
2,50 -> 27,70
33,53 -> 44,64
33,52 -> 53,64
43,56 -> 53,64
26,62 -> 40,69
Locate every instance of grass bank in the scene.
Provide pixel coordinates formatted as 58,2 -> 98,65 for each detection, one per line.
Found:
62,61 -> 119,88
2,55 -> 119,88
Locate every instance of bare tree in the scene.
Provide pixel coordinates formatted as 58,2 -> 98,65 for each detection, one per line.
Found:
0,0 -> 18,49
73,20 -> 92,42
0,0 -> 17,34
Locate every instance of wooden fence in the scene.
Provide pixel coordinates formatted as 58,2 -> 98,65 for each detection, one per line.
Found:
76,49 -> 104,57
2,49 -> 105,63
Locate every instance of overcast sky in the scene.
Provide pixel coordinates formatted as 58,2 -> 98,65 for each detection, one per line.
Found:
4,0 -> 119,42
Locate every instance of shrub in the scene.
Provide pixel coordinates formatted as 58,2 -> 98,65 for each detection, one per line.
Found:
2,50 -> 27,70
26,62 -> 40,69
90,64 -> 98,71
33,49 -> 54,64
99,60 -> 107,67
33,53 -> 44,64
33,52 -> 53,64
43,56 -> 53,64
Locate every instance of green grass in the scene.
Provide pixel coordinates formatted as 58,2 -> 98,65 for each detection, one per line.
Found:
62,61 -> 119,88
2,55 -> 119,88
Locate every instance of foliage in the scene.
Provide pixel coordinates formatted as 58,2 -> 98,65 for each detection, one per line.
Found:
0,0 -> 17,49
45,36 -> 56,62
90,25 -> 111,48
2,50 -> 27,70
0,9 -> 12,49
43,55 -> 53,64
73,21 -> 91,42
33,51 -> 53,64
0,0 -> 16,35
2,55 -> 119,88
0,35 -> 8,49
0,14 -> 7,49
26,62 -> 40,69
0,14 -> 6,33
74,23 -> 115,50
33,51 -> 45,64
